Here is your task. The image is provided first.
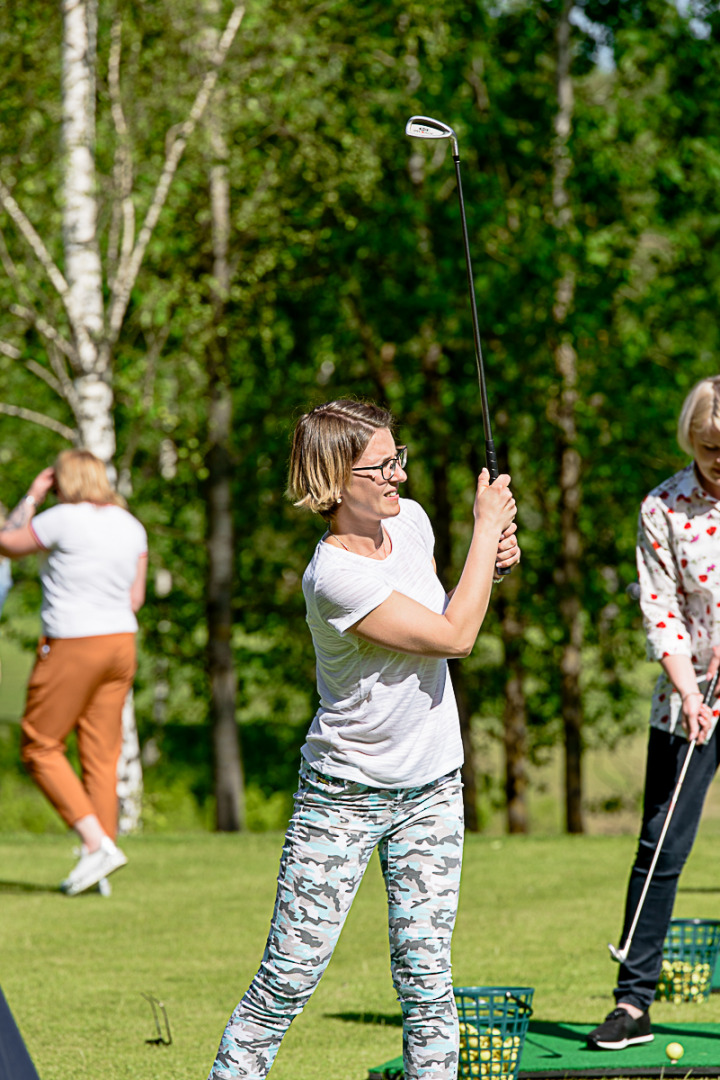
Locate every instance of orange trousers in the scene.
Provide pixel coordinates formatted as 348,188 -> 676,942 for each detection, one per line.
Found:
20,634 -> 136,839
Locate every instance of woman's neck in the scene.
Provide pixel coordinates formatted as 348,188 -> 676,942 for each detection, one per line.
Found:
327,512 -> 388,558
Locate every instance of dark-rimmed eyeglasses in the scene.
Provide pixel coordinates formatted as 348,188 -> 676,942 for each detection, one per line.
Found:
351,446 -> 408,482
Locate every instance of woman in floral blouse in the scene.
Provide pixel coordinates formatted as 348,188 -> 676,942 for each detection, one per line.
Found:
588,375 -> 720,1052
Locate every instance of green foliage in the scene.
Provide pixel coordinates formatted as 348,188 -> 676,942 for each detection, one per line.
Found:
4,0 -> 720,829
0,773 -> 66,834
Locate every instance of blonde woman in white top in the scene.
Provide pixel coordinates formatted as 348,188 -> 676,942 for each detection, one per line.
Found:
588,375 -> 720,1051
0,449 -> 147,896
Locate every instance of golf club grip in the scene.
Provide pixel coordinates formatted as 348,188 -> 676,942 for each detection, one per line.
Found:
485,439 -> 500,484
486,439 -> 512,578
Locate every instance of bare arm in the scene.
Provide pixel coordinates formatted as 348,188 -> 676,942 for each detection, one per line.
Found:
130,553 -> 148,613
0,523 -> 41,558
662,654 -> 715,745
445,522 -> 520,599
0,468 -> 55,558
353,470 -> 516,658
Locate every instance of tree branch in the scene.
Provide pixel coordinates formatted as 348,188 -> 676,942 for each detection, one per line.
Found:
46,340 -> 82,415
0,178 -> 71,311
0,339 -> 21,360
1,309 -> 80,413
0,224 -> 38,312
0,226 -> 77,366
0,402 -> 76,441
25,358 -> 64,397
8,303 -> 78,365
107,12 -> 135,282
106,3 -> 246,345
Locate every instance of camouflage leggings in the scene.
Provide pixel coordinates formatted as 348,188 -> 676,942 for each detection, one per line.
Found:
208,763 -> 464,1080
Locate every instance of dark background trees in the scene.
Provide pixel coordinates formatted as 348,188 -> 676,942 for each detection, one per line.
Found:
2,0 -> 719,834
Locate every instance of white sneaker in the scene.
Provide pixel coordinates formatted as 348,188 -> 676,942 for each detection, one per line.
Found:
70,847 -> 111,895
60,837 -> 128,896
96,877 -> 112,897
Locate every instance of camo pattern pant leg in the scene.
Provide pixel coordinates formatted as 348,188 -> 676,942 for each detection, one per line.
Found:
380,769 -> 464,1079
208,765 -> 464,1080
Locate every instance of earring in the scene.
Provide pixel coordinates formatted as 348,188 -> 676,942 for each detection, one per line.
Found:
337,494 -> 342,503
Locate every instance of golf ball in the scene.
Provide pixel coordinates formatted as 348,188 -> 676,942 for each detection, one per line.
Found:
657,958 -> 711,1001
666,1042 -> 684,1061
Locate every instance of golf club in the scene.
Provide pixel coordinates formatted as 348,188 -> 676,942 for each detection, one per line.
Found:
608,668 -> 720,964
405,115 -> 510,575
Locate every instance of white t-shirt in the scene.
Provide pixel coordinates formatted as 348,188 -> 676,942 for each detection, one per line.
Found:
301,498 -> 463,788
31,502 -> 148,638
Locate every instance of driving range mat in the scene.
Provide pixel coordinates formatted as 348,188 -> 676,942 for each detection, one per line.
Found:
368,1021 -> 720,1078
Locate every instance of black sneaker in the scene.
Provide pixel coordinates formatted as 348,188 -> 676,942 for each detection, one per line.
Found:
586,1007 -> 653,1050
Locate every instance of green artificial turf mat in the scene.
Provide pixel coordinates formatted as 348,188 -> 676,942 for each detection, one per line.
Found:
368,1022 -> 720,1079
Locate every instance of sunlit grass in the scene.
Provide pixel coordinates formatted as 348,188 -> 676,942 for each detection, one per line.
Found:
2,829 -> 720,1080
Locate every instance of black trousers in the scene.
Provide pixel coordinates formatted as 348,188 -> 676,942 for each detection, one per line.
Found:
615,726 -> 720,1010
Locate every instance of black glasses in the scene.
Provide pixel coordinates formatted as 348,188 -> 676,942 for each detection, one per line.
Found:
351,446 -> 408,482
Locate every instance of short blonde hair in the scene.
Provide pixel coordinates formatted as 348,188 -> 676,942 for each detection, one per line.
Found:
54,449 -> 126,508
287,400 -> 394,520
678,376 -> 720,456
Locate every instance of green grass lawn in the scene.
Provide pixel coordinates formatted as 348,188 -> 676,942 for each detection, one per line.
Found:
3,829 -> 720,1080
0,615 -> 36,723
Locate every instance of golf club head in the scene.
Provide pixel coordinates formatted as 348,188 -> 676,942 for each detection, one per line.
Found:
607,943 -> 627,964
405,115 -> 458,155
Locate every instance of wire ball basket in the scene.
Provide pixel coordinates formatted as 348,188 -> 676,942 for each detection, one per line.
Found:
454,986 -> 534,1080
656,918 -> 720,1004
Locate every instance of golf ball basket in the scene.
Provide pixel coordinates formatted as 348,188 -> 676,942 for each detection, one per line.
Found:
656,918 -> 720,1004
454,986 -> 534,1080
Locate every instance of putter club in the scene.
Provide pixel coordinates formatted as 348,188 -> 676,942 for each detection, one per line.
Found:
405,115 -> 510,576
608,669 -> 720,964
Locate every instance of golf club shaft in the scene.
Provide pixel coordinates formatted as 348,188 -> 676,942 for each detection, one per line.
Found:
452,153 -> 510,576
405,116 -> 513,579
611,669 -> 720,962
452,155 -> 497,481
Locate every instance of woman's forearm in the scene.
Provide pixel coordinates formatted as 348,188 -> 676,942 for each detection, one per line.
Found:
1,494 -> 36,534
443,521 -> 503,653
661,654 -> 700,699
662,653 -> 715,744
0,496 -> 41,558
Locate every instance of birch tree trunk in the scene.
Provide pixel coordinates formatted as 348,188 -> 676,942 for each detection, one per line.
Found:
551,0 -> 584,834
62,0 -> 143,831
62,0 -> 114,460
201,0 -> 245,831
1,0 -> 246,830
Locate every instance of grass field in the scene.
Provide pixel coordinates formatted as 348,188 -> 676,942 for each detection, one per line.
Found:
4,605 -> 720,1079
3,828 -> 720,1080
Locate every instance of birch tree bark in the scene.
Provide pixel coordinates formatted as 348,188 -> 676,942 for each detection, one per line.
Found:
62,0 -> 114,459
551,0 -> 584,834
0,0 -> 245,832
61,0 -> 142,830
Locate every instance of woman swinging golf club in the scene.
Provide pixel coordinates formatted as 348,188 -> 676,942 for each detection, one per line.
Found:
207,399 -> 519,1080
588,376 -> 720,1051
